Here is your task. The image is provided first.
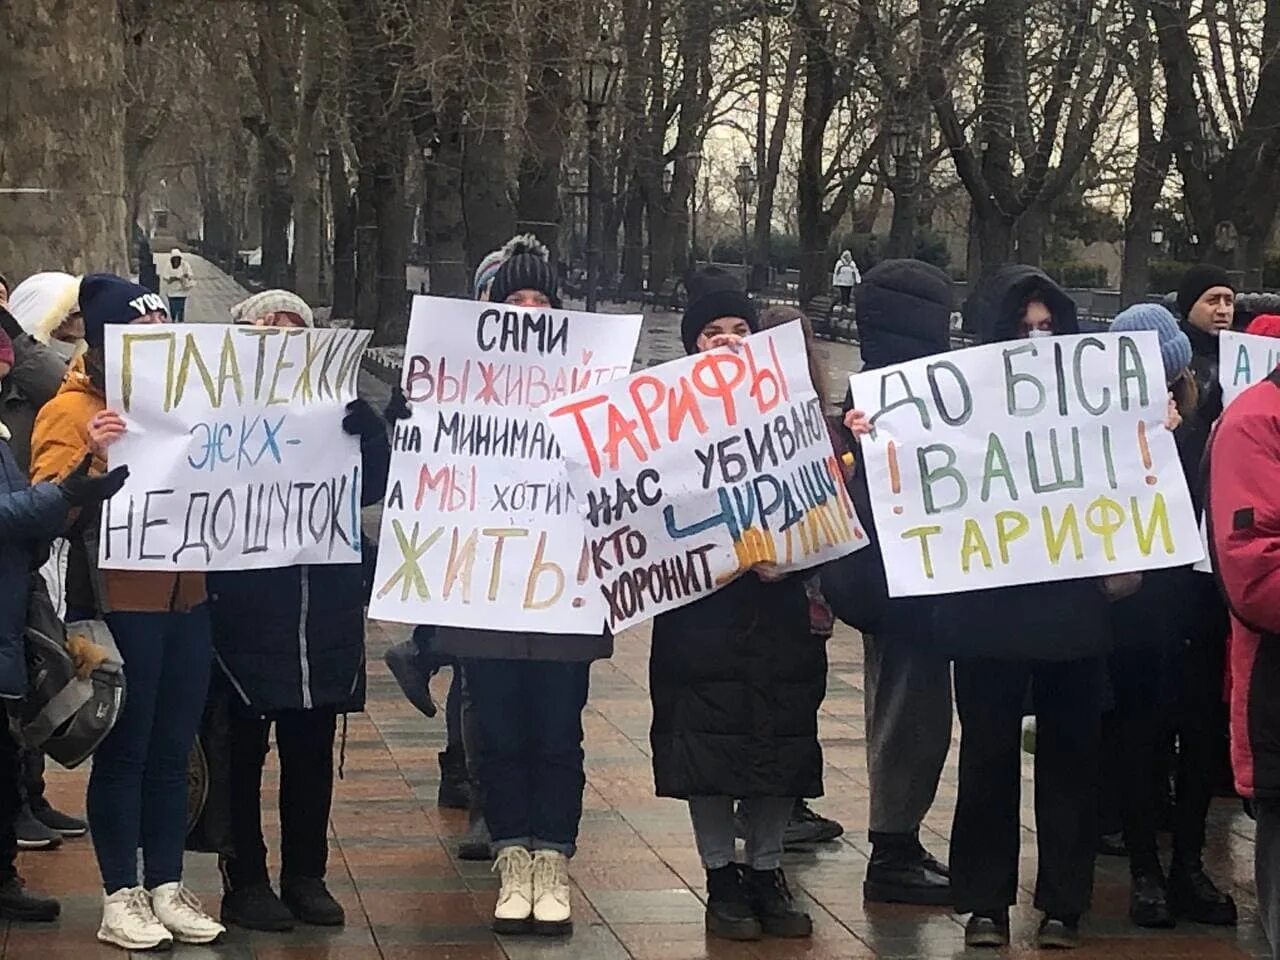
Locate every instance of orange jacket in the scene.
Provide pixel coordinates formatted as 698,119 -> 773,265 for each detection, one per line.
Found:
29,368 -> 205,614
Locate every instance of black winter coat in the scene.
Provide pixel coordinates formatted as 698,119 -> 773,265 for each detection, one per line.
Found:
932,266 -> 1112,662
1178,322 -> 1222,516
649,573 -> 826,799
207,420 -> 390,716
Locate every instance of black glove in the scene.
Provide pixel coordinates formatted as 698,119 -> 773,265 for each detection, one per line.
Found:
342,398 -> 383,440
58,454 -> 129,507
383,386 -> 411,423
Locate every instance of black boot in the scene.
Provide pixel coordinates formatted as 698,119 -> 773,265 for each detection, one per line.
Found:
220,883 -> 295,932
437,748 -> 470,810
863,832 -> 951,906
0,877 -> 59,922
1129,869 -> 1175,929
783,800 -> 844,847
745,867 -> 812,938
964,910 -> 1010,948
281,876 -> 346,927
704,865 -> 760,941
1168,860 -> 1237,926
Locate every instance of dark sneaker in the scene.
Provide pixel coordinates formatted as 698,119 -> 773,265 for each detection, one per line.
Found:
1168,863 -> 1237,926
964,911 -> 1010,948
458,816 -> 493,862
31,802 -> 87,838
0,877 -> 59,922
1097,831 -> 1127,857
783,801 -> 843,847
384,640 -> 437,717
1037,916 -> 1081,949
14,806 -> 60,850
864,839 -> 951,906
220,883 -> 295,932
1130,870 -> 1175,929
281,876 -> 345,927
745,868 -> 812,938
438,748 -> 470,810
704,865 -> 761,941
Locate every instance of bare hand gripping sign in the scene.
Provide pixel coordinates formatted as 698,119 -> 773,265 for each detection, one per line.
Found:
368,296 -> 642,633
100,323 -> 372,571
848,331 -> 1203,597
546,322 -> 867,633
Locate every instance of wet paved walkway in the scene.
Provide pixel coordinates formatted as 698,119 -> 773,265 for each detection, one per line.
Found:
13,260 -> 1266,957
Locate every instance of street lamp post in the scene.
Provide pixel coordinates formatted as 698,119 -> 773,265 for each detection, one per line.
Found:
688,151 -> 703,266
580,36 -> 620,313
734,159 -> 756,286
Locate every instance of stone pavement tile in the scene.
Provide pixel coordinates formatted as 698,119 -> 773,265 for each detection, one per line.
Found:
379,945 -> 508,960
497,922 -> 633,960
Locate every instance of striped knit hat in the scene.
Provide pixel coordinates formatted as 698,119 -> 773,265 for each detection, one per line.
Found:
488,235 -> 561,308
230,289 -> 314,327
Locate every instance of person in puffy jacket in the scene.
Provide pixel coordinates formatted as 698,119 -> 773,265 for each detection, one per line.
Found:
29,275 -> 225,952
1206,363 -> 1280,959
832,251 -> 861,308
206,291 -> 390,933
648,270 -> 820,943
935,266 -> 1113,950
832,260 -> 956,907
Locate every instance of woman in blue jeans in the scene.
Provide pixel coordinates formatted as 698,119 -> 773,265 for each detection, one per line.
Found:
29,274 -> 224,952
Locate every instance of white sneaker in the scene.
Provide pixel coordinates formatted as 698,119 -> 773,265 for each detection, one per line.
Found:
98,887 -> 173,951
531,849 -> 572,934
150,882 -> 225,944
492,846 -> 534,933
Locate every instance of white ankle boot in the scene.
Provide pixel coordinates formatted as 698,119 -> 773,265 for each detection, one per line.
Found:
492,846 -> 534,933
532,849 -> 572,934
98,887 -> 172,951
150,882 -> 225,944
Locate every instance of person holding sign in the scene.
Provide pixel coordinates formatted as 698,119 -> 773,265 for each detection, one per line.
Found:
932,267 -> 1116,949
29,275 -> 225,952
206,291 -> 389,933
647,270 -> 819,942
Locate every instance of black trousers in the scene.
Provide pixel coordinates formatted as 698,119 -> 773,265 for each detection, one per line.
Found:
951,657 -> 1104,919
837,285 -> 853,307
223,707 -> 336,889
0,723 -> 20,882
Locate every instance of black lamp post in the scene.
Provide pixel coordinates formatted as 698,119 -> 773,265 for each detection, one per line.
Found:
888,119 -> 910,176
580,36 -> 620,312
688,151 -> 703,265
734,159 -> 756,284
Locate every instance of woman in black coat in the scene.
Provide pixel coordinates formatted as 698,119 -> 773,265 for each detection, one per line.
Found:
649,272 -> 824,943
205,295 -> 390,934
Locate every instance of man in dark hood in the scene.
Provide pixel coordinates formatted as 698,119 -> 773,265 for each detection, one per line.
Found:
826,260 -> 955,906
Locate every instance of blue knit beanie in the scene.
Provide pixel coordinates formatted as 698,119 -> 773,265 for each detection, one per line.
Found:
1111,303 -> 1192,381
80,273 -> 168,348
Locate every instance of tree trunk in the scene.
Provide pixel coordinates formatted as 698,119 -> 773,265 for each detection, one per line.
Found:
1015,202 -> 1046,267
330,146 -> 357,318
373,151 -> 409,344
886,179 -> 918,259
426,103 -> 469,297
515,14 -> 573,261
621,180 -> 645,293
291,24 -> 324,304
354,169 -> 379,331
0,0 -> 129,277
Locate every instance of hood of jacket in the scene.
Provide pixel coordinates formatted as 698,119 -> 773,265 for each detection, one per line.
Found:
977,265 -> 1079,344
855,259 -> 953,369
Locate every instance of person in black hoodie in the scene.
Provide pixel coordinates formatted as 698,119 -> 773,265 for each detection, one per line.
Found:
825,260 -> 955,905
936,266 -> 1113,950
649,269 -> 819,943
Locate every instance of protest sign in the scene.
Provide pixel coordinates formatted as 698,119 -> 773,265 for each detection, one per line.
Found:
369,296 -> 641,633
848,331 -> 1202,597
545,322 -> 867,633
1220,330 -> 1280,408
100,323 -> 371,571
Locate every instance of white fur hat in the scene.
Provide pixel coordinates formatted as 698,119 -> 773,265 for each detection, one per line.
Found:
7,272 -> 80,343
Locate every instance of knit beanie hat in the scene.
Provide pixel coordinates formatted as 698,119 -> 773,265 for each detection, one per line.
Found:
488,235 -> 561,308
680,268 -> 758,355
1177,264 -> 1234,319
473,248 -> 507,300
80,273 -> 167,348
1246,314 -> 1280,339
7,271 -> 80,343
230,289 -> 314,327
1111,303 -> 1193,381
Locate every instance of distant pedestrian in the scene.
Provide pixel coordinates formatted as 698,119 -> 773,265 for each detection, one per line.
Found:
161,250 -> 194,322
832,250 -> 861,308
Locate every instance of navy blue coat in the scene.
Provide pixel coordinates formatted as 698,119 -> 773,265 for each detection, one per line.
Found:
0,440 -> 69,698
207,422 -> 390,716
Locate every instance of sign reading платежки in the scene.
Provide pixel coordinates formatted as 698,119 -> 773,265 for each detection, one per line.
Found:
546,322 -> 867,632
369,296 -> 641,634
849,331 -> 1203,597
100,323 -> 371,571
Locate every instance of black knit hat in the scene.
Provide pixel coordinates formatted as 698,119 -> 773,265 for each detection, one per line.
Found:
1177,264 -> 1234,319
80,273 -> 168,348
488,234 -> 561,308
680,268 -> 758,354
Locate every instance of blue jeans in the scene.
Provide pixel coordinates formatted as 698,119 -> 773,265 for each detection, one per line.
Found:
465,659 -> 589,857
168,296 -> 187,322
90,606 -> 212,893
